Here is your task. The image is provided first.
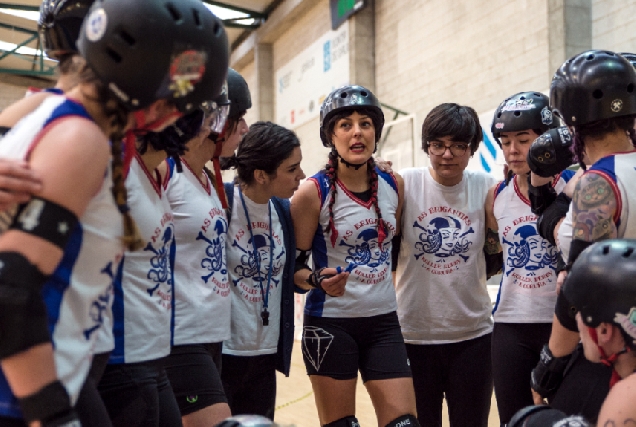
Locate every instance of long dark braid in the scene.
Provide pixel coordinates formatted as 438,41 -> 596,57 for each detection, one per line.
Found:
366,157 -> 387,244
82,65 -> 143,250
324,149 -> 339,247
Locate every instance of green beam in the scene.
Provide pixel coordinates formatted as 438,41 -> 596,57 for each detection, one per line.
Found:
0,3 -> 39,12
0,67 -> 55,76
0,20 -> 37,35
203,1 -> 267,19
0,33 -> 37,61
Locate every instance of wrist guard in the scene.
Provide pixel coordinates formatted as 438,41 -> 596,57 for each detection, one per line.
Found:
537,193 -> 571,246
18,380 -> 81,426
527,126 -> 574,178
307,267 -> 336,296
528,176 -> 557,216
530,344 -> 572,399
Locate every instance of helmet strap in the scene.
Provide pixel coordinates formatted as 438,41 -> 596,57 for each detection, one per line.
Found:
588,326 -> 629,387
334,150 -> 367,170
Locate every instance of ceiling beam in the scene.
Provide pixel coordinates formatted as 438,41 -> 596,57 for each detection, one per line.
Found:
0,3 -> 38,12
202,1 -> 267,19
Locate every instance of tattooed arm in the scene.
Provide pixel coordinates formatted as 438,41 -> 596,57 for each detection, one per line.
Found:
571,172 -> 618,243
484,185 -> 503,278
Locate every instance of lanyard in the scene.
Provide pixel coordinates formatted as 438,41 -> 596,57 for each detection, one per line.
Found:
239,188 -> 274,326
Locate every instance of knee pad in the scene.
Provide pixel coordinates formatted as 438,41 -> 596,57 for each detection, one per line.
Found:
323,415 -> 360,427
554,291 -> 579,332
18,380 -> 80,426
385,414 -> 420,427
0,251 -> 51,359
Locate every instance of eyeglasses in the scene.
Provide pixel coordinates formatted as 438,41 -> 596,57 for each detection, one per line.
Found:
427,141 -> 469,156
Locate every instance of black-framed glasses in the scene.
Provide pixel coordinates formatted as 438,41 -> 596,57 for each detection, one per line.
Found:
427,141 -> 469,156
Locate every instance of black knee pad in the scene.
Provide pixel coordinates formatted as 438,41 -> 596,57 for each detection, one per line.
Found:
323,415 -> 360,427
18,380 -> 80,426
385,414 -> 420,427
554,291 -> 578,332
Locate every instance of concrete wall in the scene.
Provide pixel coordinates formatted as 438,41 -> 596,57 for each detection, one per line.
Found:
0,74 -> 51,111
592,0 -> 636,52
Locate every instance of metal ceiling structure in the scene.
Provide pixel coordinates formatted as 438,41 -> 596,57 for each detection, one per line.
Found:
0,0 -> 277,80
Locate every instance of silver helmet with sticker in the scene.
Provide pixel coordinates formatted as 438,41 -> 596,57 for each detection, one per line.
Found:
77,0 -> 229,113
491,91 -> 560,146
319,85 -> 384,147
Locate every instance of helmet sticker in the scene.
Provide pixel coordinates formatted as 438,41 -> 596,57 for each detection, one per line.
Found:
169,50 -> 207,99
614,307 -> 636,341
85,8 -> 107,42
495,123 -> 504,129
501,98 -> 535,112
611,98 -> 623,113
541,106 -> 553,125
557,127 -> 571,142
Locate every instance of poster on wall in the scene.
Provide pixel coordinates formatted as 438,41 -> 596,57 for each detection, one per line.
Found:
276,24 -> 350,129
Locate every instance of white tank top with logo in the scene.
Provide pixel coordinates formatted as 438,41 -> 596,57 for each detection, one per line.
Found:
305,168 -> 399,318
166,159 -> 230,345
223,189 -> 284,356
492,172 -> 572,323
108,155 -> 175,364
396,167 -> 496,343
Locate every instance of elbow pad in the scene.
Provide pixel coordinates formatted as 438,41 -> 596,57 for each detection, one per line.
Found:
10,197 -> 79,249
527,127 -> 574,178
0,251 -> 51,359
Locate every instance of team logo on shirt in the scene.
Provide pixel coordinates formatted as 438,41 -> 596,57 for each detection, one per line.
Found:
83,259 -> 120,340
144,224 -> 175,309
412,211 -> 474,275
502,224 -> 558,274
339,228 -> 390,273
232,232 -> 285,302
196,217 -> 229,296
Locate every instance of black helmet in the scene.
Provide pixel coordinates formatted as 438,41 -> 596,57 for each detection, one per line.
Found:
491,91 -> 558,146
550,50 -> 636,127
227,68 -> 252,120
619,52 -> 636,69
320,85 -> 384,147
38,0 -> 95,60
563,239 -> 636,350
77,0 -> 229,113
216,415 -> 276,427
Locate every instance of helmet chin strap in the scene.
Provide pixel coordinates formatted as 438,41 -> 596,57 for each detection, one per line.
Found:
332,146 -> 374,170
211,127 -> 228,209
588,326 -> 629,387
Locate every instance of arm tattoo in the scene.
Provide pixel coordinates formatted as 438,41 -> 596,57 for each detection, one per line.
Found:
484,228 -> 502,255
572,173 -> 618,242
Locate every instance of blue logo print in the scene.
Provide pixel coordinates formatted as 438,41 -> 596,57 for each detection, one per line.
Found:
339,228 -> 390,273
83,260 -> 117,340
413,216 -> 474,262
232,234 -> 285,288
196,218 -> 228,283
502,224 -> 559,275
323,40 -> 331,72
144,225 -> 174,296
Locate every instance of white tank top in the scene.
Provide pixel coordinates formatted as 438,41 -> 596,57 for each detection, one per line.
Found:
396,168 -> 496,343
305,168 -> 399,318
492,172 -> 572,323
109,155 -> 175,364
0,96 -> 123,418
166,158 -> 230,345
223,188 -> 284,355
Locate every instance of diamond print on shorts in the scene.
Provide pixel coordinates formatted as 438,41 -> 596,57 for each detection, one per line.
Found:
302,326 -> 334,372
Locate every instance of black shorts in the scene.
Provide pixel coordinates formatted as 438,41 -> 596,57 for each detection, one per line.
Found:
302,311 -> 412,382
164,343 -> 228,416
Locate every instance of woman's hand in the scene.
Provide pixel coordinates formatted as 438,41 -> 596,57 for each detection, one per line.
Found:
375,157 -> 393,174
0,159 -> 42,210
318,267 -> 349,297
556,270 -> 568,295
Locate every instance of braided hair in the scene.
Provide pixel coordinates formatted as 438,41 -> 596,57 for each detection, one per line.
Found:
572,114 -> 636,169
79,64 -> 143,250
323,108 -> 387,248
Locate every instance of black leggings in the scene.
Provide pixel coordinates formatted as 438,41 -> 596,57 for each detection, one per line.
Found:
491,322 -> 551,425
406,333 -> 493,427
98,360 -> 182,427
75,351 -> 113,427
